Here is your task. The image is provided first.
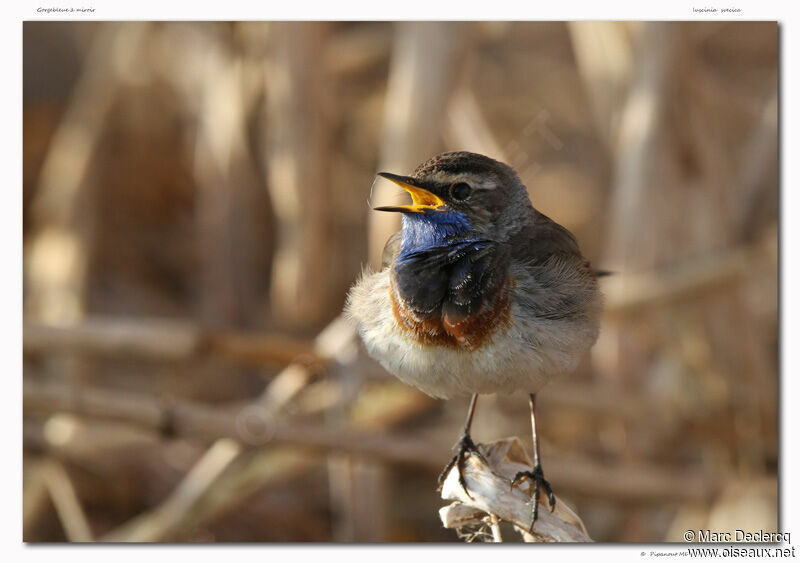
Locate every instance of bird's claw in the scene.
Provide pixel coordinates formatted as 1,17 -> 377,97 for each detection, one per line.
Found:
510,464 -> 556,531
437,433 -> 486,500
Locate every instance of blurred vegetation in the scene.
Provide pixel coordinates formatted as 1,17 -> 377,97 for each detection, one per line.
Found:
23,21 -> 777,542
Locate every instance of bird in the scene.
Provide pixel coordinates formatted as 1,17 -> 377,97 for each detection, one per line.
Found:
346,151 -> 603,529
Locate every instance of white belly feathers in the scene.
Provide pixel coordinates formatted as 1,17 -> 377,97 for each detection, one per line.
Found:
346,268 -> 597,399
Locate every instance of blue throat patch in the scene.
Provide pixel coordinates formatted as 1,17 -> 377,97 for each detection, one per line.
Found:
399,209 -> 471,255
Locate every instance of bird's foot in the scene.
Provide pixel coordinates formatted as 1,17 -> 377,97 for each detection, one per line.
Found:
436,433 -> 486,500
510,464 -> 556,531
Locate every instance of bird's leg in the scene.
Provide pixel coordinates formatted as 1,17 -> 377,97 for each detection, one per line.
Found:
437,393 -> 486,499
510,393 -> 556,530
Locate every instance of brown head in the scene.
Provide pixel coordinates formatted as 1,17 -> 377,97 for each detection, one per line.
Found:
375,151 -> 535,244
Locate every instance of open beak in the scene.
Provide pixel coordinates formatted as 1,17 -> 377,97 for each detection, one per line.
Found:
373,172 -> 445,213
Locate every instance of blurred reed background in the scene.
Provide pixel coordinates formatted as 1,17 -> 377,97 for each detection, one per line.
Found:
22,21 -> 778,542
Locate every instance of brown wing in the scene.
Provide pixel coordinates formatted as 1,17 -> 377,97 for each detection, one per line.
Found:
510,211 -> 601,321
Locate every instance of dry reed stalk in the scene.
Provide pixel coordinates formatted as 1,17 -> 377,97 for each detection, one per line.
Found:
23,376 -> 719,504
24,317 -> 323,369
439,437 -> 591,542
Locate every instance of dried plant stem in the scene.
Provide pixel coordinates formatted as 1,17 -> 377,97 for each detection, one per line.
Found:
440,438 -> 591,542
24,378 -> 719,504
102,440 -> 242,542
40,460 -> 94,542
24,317 -> 323,369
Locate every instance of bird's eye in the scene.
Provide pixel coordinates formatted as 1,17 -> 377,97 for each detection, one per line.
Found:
450,182 -> 472,201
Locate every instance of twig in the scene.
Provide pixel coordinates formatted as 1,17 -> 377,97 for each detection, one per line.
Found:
40,459 -> 94,542
262,22 -> 336,328
735,93 -> 778,240
27,23 -> 150,324
602,235 -> 775,315
23,462 -> 51,540
24,317 -> 323,369
193,30 -> 263,327
102,439 -> 242,542
95,317 -> 359,541
603,22 -> 675,270
567,22 -> 633,144
24,377 -> 435,464
24,378 -> 719,504
167,383 -> 433,540
174,447 -> 317,537
488,514 -> 503,542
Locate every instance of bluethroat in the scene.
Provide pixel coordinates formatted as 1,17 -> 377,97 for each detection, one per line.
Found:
346,151 -> 603,529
